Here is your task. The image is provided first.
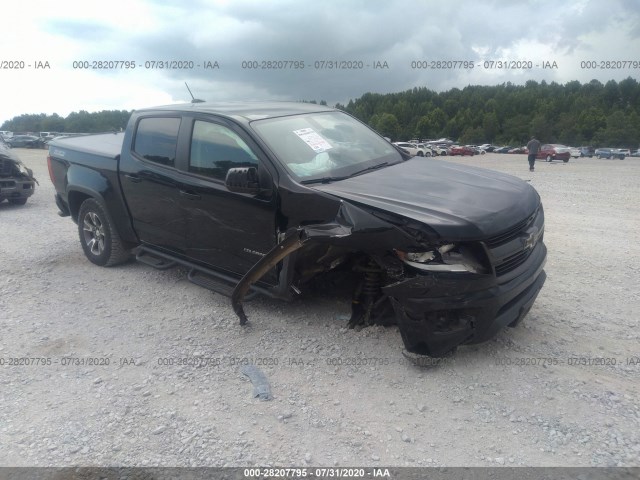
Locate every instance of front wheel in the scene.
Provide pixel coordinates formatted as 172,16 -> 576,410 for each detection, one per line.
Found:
563,158 -> 569,163
78,198 -> 130,267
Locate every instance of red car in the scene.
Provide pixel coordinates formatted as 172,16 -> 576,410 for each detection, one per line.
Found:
536,144 -> 570,162
449,145 -> 475,156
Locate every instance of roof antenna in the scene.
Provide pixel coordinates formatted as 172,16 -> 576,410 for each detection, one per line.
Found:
185,82 -> 205,103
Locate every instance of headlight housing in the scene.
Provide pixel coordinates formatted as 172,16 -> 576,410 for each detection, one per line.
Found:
395,243 -> 487,274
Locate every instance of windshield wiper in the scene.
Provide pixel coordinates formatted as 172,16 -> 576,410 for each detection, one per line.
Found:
300,162 -> 392,185
300,175 -> 350,185
347,162 -> 390,177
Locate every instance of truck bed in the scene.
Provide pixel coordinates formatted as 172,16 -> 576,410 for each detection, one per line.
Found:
50,132 -> 125,159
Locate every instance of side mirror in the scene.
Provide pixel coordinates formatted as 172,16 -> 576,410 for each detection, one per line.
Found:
225,167 -> 260,194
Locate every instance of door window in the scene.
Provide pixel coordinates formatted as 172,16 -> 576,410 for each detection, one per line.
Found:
189,121 -> 259,180
133,117 -> 181,167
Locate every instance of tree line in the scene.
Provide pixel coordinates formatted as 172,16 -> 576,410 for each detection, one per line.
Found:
1,110 -> 132,134
3,78 -> 639,147
335,78 -> 640,147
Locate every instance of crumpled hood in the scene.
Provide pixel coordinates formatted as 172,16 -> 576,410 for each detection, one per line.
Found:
312,158 -> 540,240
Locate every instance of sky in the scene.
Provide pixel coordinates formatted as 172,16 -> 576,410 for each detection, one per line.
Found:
1,0 -> 639,125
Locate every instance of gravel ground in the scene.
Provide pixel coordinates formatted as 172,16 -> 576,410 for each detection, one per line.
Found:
1,149 -> 639,468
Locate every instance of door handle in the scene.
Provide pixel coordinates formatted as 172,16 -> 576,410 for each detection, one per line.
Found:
124,174 -> 142,183
179,190 -> 201,200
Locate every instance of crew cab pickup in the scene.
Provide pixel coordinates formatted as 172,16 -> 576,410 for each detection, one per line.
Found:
48,102 -> 547,358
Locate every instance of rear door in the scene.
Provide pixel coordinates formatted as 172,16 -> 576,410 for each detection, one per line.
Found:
119,116 -> 188,253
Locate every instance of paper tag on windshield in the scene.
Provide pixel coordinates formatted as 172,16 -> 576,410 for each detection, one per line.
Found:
293,128 -> 333,153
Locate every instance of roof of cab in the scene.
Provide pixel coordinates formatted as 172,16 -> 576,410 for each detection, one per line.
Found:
134,102 -> 336,124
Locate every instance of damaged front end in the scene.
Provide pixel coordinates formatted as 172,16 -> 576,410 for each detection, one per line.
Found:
0,144 -> 38,206
232,200 -> 547,358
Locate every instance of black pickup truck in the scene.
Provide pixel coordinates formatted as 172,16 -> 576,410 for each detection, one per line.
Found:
48,102 -> 546,357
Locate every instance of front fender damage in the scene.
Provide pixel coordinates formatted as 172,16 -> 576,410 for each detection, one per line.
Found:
229,200 -> 545,360
231,201 -> 406,326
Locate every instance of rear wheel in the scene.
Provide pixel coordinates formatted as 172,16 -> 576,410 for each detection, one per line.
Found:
563,158 -> 569,163
78,198 -> 130,267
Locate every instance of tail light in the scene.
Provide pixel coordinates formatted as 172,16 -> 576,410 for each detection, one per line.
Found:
47,155 -> 55,184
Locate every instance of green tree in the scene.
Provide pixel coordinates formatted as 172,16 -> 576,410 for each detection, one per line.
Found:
375,113 -> 401,140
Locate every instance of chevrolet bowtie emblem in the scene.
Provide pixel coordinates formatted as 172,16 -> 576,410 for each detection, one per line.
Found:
522,229 -> 538,251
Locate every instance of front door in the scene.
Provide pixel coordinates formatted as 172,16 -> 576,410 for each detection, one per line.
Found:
177,117 -> 278,282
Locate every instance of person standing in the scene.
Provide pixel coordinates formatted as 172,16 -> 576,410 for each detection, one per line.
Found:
526,136 -> 541,172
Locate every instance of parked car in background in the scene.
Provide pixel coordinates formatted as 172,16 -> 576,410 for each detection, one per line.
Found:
416,143 -> 434,157
465,145 -> 486,155
494,146 -> 512,153
0,143 -> 38,205
6,135 -> 41,148
428,144 -> 449,156
449,145 -> 475,156
595,148 -> 625,160
393,142 -> 428,157
508,147 -> 527,154
617,148 -> 631,157
630,150 -> 640,157
579,146 -> 595,158
569,147 -> 581,158
537,144 -> 570,162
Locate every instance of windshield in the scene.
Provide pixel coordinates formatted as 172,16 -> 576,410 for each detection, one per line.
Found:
251,111 -> 403,182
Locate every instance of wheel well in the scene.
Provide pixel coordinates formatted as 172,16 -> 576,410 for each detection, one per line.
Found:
67,191 -> 93,222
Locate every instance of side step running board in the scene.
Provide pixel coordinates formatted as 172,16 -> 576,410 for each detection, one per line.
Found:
135,249 -> 177,270
133,245 -> 265,299
187,269 -> 256,300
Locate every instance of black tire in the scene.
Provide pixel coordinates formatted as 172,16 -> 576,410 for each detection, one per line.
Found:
9,198 -> 27,205
417,152 -> 424,157
563,158 -> 569,163
78,198 -> 130,267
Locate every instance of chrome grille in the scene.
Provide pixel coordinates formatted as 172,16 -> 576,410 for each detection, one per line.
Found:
486,207 -> 544,277
495,250 -> 530,276
486,209 -> 536,248
0,158 -> 13,176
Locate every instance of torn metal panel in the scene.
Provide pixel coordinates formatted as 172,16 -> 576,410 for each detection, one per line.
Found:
231,201 -> 414,325
232,229 -> 308,325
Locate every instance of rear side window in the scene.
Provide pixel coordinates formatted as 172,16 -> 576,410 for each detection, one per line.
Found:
189,120 -> 258,180
133,117 -> 181,167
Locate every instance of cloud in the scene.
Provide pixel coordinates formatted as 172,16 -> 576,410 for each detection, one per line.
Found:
1,0 -> 639,123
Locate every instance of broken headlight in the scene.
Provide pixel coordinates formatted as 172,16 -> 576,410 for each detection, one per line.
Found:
395,243 -> 487,274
